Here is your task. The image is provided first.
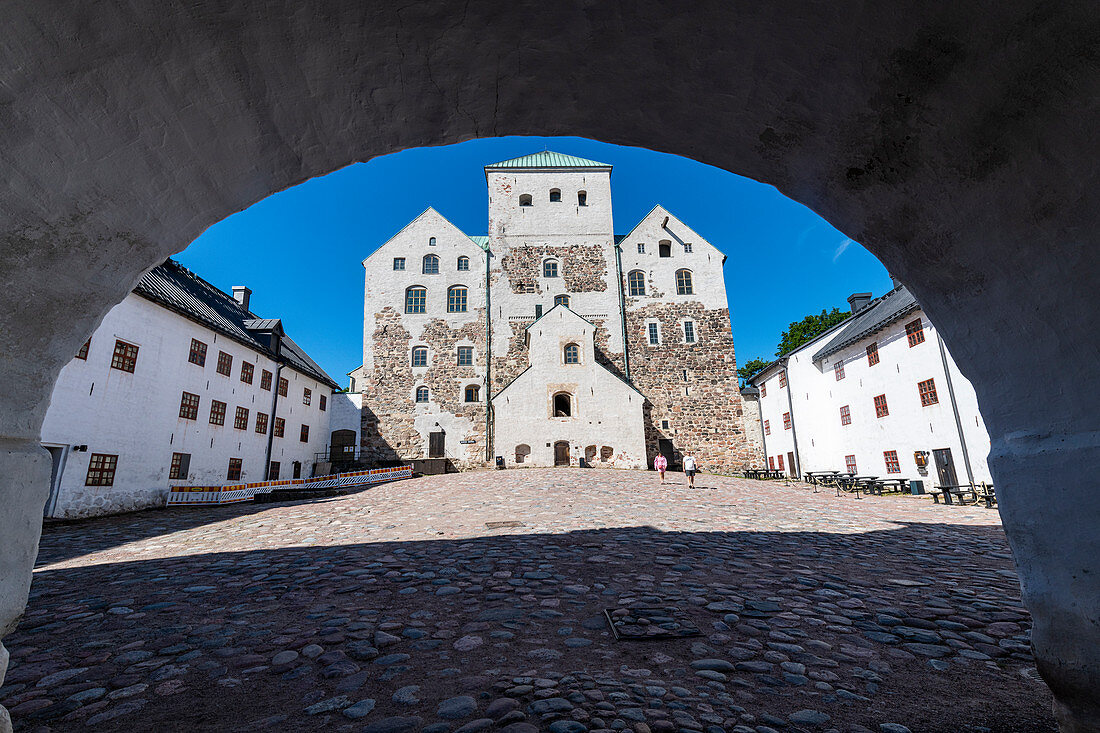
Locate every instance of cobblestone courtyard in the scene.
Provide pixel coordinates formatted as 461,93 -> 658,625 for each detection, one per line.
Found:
3,470 -> 1053,732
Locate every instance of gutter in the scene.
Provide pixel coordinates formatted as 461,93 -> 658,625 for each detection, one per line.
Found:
264,350 -> 283,480
614,243 -> 631,379
937,332 -> 975,484
485,247 -> 493,463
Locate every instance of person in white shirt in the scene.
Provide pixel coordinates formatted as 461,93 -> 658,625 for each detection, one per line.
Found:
683,452 -> 698,488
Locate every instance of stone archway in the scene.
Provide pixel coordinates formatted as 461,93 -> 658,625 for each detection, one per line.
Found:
0,2 -> 1097,729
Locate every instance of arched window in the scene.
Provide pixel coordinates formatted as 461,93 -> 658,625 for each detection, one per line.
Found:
659,240 -> 672,258
585,445 -> 597,464
411,346 -> 428,367
515,444 -> 530,463
457,255 -> 469,271
554,294 -> 570,308
543,259 -> 559,278
553,392 -> 572,417
429,237 -> 437,246
564,343 -> 580,364
415,386 -> 429,403
423,254 -> 439,274
405,286 -> 426,313
549,188 -> 561,202
676,269 -> 694,295
447,285 -> 468,313
519,193 -> 532,206
628,270 -> 646,296
600,446 -> 613,461
464,384 -> 480,402
577,190 -> 587,206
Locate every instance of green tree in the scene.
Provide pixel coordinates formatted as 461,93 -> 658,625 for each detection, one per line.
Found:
775,308 -> 849,356
737,357 -> 770,385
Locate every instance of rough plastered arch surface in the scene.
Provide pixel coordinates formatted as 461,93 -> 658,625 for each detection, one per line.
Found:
0,1 -> 1097,730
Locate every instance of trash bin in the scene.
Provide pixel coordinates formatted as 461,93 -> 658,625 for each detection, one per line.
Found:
495,456 -> 505,470
578,457 -> 588,468
910,480 -> 925,495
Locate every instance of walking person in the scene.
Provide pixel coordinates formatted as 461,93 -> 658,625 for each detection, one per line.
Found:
683,451 -> 698,489
654,453 -> 668,484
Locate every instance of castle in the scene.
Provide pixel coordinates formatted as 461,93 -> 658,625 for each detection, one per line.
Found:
360,151 -> 753,473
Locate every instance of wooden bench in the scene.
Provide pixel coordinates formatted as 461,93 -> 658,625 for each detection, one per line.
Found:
932,482 -> 996,507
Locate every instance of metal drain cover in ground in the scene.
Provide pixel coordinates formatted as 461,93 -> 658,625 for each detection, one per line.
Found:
485,521 -> 524,528
605,607 -> 702,640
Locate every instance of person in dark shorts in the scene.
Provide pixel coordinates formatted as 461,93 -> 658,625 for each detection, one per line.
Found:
683,451 -> 698,488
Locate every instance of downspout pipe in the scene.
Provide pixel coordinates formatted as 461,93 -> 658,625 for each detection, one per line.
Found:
263,337 -> 283,480
782,359 -> 803,479
614,242 -> 631,380
484,247 -> 493,463
937,332 -> 975,484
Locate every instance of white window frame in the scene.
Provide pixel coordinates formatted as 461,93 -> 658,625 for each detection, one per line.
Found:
682,319 -> 697,344
646,321 -> 661,346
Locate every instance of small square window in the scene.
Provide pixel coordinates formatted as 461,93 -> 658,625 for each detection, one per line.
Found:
457,346 -> 473,366
840,405 -> 851,425
683,243 -> 693,253
110,340 -> 139,373
209,399 -> 226,425
918,378 -> 939,406
866,342 -> 879,366
300,424 -> 310,443
637,243 -> 645,254
216,351 -> 232,376
874,393 -> 889,418
85,453 -> 118,486
884,450 -> 901,474
227,458 -> 242,481
240,361 -> 254,384
661,420 -> 670,429
179,391 -> 200,420
234,406 -> 250,430
393,257 -> 406,271
188,338 -> 206,366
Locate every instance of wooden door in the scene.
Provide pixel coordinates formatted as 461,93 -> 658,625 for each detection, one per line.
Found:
933,448 -> 958,487
554,441 -> 570,466
787,451 -> 797,479
428,431 -> 445,458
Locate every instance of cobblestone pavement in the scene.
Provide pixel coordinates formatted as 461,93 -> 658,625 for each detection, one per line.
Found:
3,469 -> 1053,732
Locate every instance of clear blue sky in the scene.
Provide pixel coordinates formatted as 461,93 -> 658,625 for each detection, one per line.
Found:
179,137 -> 892,384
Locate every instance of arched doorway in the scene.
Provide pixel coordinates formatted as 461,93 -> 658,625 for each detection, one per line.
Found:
0,3 -> 1096,726
553,441 -> 570,467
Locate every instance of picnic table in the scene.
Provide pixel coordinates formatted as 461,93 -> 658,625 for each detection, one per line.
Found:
931,482 -> 996,508
876,478 -> 910,495
833,473 -> 862,498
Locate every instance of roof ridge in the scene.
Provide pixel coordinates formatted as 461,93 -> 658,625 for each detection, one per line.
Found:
485,150 -> 612,169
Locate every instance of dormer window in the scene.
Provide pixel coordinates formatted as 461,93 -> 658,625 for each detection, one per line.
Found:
429,237 -> 437,246
549,188 -> 561,202
519,194 -> 532,206
543,259 -> 559,278
577,191 -> 587,206
659,240 -> 672,258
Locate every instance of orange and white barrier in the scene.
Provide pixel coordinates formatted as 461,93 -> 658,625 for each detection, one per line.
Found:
167,465 -> 413,507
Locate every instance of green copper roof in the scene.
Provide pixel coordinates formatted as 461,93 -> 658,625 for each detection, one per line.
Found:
468,235 -> 489,249
485,151 -> 611,169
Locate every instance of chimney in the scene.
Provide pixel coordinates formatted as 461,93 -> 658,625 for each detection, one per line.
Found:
231,286 -> 252,311
847,292 -> 872,314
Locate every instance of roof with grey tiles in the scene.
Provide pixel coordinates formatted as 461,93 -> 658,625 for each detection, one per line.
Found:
133,259 -> 339,389
811,286 -> 920,362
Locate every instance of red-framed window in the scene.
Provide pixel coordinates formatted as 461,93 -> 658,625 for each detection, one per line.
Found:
234,406 -> 249,430
840,405 -> 851,425
300,424 -> 310,443
319,394 -> 327,412
866,342 -> 879,366
768,456 -> 775,470
179,391 -> 200,420
845,454 -> 857,473
188,338 -> 207,366
918,378 -> 939,406
273,417 -> 285,437
110,340 -> 139,373
834,360 -> 845,380
874,393 -> 889,418
216,351 -> 233,376
776,454 -> 784,471
760,382 -> 766,398
883,450 -> 901,474
763,419 -> 771,436
303,387 -> 312,406
906,318 -> 925,347
169,452 -> 190,480
260,369 -> 272,391
227,458 -> 242,481
783,412 -> 792,430
209,399 -> 226,425
76,338 -> 91,360
85,453 -> 118,486
778,371 -> 787,388
268,461 -> 280,480
255,412 -> 268,434
278,377 -> 288,397
240,361 -> 254,384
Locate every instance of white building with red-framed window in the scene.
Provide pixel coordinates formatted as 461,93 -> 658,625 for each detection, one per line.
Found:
39,259 -> 342,519
749,286 -> 992,487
